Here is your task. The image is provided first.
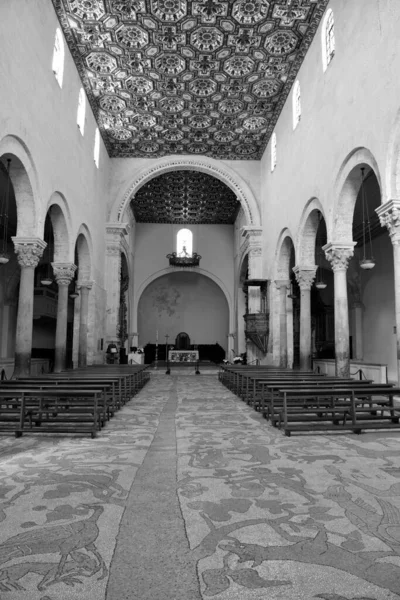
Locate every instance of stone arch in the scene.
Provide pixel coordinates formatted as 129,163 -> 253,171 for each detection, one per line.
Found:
275,228 -> 295,278
386,107 -> 400,199
238,250 -> 249,284
109,156 -> 261,226
296,198 -> 327,265
134,266 -> 234,333
74,224 -> 93,281
332,147 -> 382,242
0,134 -> 39,237
46,193 -> 73,263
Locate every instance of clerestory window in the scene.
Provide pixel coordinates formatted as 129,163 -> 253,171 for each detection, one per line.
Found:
292,80 -> 301,130
177,228 -> 193,257
322,8 -> 335,72
271,132 -> 277,172
52,28 -> 65,88
94,128 -> 100,168
77,88 -> 86,135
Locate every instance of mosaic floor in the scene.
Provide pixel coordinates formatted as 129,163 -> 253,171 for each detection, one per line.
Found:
0,375 -> 399,599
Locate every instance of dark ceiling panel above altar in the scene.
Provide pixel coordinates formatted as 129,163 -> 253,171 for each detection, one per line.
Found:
132,170 -> 240,223
51,0 -> 329,160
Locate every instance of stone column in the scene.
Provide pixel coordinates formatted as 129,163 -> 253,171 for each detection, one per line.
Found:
293,266 -> 317,371
52,262 -> 76,372
228,332 -> 235,358
77,280 -> 93,368
377,200 -> 400,383
323,242 -> 355,378
240,226 -> 263,364
105,224 -> 128,348
275,280 -> 290,368
11,237 -> 46,377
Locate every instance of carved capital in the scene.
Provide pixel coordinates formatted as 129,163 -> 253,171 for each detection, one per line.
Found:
52,262 -> 77,286
376,200 -> 400,245
12,237 -> 46,268
274,279 -> 290,290
106,243 -> 122,257
249,246 -> 262,257
293,265 -> 317,290
77,280 -> 94,291
106,222 -> 129,240
323,242 -> 355,272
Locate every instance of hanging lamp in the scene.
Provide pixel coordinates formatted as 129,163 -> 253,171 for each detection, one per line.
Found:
359,167 -> 375,270
0,159 -> 11,264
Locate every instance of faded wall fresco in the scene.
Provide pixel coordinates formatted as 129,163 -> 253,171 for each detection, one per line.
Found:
137,271 -> 229,349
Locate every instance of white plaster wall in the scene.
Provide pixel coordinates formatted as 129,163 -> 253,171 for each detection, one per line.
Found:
0,1 -> 111,362
260,0 -> 400,274
134,223 -> 234,306
137,271 -> 229,349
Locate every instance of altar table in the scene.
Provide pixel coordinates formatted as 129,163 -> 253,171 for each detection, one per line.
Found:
169,350 -> 199,362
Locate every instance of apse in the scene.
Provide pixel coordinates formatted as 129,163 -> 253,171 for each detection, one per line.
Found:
137,271 -> 229,350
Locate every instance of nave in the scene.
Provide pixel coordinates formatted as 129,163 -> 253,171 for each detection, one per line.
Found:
0,374 -> 399,599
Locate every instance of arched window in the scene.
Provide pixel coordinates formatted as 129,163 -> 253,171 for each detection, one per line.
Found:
52,28 -> 65,88
322,8 -> 335,72
292,80 -> 301,130
77,88 -> 86,135
271,132 -> 277,172
94,128 -> 100,168
177,228 -> 193,257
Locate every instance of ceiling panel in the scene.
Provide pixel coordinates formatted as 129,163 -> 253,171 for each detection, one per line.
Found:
52,0 -> 329,159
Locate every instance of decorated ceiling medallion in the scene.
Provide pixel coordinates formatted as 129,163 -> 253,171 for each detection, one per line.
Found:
252,78 -> 281,97
224,55 -> 255,77
155,53 -> 186,74
86,51 -> 118,74
219,99 -> 243,114
188,143 -> 208,154
67,0 -> 105,20
132,113 -> 157,128
151,0 -> 187,21
116,24 -> 149,49
232,0 -> 269,25
126,76 -> 153,95
189,115 -> 212,129
214,130 -> 236,142
132,171 -> 240,223
189,78 -> 217,97
191,27 -> 224,52
53,0 -> 329,159
109,128 -> 133,140
264,29 -> 298,55
243,116 -> 267,130
99,94 -> 127,113
159,96 -> 185,112
164,129 -> 184,141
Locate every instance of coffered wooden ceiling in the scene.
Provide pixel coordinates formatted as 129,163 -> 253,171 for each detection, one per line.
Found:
132,170 -> 240,223
52,0 -> 329,160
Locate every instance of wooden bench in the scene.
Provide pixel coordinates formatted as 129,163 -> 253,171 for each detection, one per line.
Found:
0,388 -> 104,438
277,386 -> 400,436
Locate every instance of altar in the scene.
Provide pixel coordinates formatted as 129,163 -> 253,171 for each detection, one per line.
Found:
169,350 -> 199,363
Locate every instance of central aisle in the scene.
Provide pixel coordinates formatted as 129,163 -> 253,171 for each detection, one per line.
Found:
0,374 -> 399,599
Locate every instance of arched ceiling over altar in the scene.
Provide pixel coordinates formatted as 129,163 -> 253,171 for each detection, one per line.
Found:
131,170 -> 240,223
52,0 -> 329,160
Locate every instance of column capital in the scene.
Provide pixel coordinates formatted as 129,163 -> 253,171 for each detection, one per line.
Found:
274,279 -> 290,290
12,237 -> 46,268
106,223 -> 129,237
77,280 -> 94,291
323,242 -> 356,272
51,262 -> 77,286
241,225 -> 263,239
376,199 -> 400,244
293,265 -> 317,290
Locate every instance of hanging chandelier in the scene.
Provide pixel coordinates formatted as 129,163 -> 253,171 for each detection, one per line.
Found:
0,159 -> 11,265
359,167 -> 375,270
